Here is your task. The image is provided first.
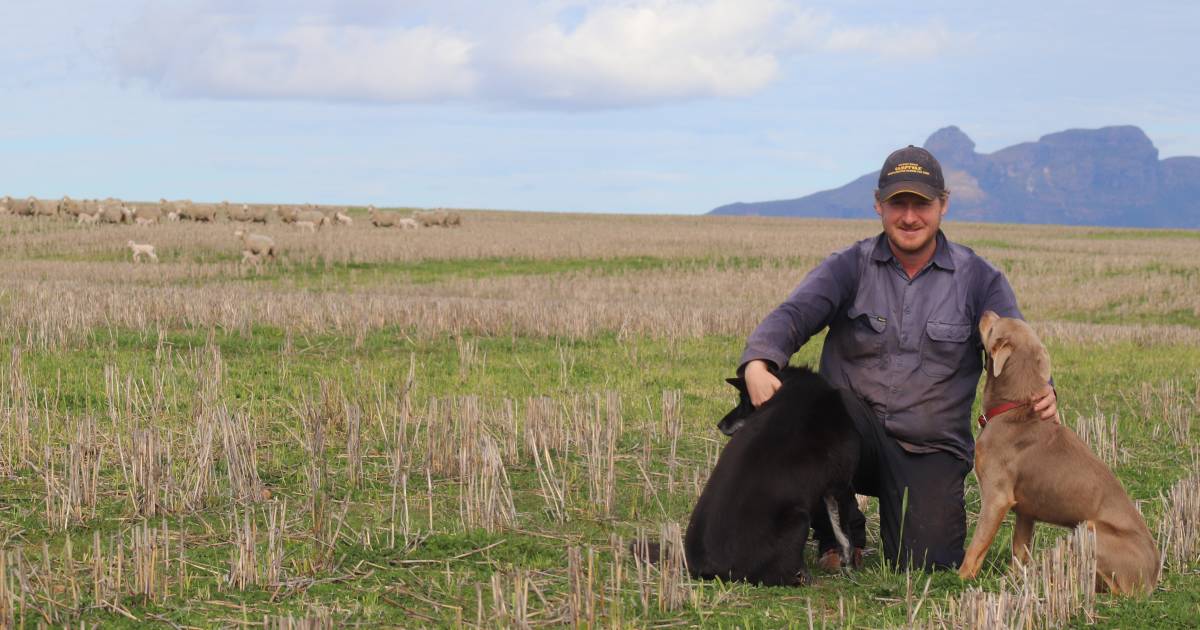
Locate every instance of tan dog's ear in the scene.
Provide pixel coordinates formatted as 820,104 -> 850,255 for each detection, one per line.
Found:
979,311 -> 1000,344
991,340 -> 1013,378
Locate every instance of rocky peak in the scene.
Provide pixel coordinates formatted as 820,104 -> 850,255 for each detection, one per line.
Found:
1037,125 -> 1157,160
923,126 -> 977,168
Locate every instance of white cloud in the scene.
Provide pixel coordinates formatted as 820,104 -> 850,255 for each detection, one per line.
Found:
110,1 -> 964,108
113,5 -> 475,102
484,0 -> 793,107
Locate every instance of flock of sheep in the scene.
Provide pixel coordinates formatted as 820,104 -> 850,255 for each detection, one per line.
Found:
1,195 -> 464,264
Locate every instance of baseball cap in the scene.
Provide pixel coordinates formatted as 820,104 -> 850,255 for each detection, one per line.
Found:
877,145 -> 945,201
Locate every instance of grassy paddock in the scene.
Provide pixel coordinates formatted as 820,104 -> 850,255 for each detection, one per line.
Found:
0,210 -> 1197,627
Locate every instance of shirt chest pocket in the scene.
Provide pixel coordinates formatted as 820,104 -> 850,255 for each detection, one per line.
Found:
921,320 -> 972,378
844,306 -> 887,367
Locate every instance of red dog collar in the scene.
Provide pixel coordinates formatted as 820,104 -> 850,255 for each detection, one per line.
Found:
978,401 -> 1027,428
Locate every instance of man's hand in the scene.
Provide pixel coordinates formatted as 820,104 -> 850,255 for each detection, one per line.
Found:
744,360 -> 782,408
1031,384 -> 1059,423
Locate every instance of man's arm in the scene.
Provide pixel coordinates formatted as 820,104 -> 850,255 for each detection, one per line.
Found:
739,247 -> 859,406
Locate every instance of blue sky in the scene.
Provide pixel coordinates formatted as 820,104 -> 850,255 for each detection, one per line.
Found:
2,1 -> 1196,214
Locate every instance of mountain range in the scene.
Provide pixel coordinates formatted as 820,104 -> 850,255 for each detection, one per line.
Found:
709,125 -> 1200,228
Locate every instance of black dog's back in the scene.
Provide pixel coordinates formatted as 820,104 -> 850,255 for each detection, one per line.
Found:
686,366 -> 860,586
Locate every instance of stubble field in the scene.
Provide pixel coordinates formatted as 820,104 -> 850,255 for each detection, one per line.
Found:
0,208 -> 1197,628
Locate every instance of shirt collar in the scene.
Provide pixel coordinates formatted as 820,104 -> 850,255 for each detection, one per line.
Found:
870,230 -> 956,271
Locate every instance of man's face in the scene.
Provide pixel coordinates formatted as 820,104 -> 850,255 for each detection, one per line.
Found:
874,192 -> 948,257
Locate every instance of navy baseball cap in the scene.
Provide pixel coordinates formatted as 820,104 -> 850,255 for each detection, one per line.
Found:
877,145 -> 945,201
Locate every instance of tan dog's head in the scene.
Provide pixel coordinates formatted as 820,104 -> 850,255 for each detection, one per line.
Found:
979,311 -> 1051,394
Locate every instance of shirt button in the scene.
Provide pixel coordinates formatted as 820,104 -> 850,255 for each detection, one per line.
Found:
904,306 -> 911,314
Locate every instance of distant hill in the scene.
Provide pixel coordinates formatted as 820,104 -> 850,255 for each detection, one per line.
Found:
710,126 -> 1200,228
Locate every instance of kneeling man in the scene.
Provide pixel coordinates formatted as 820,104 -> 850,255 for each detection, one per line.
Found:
739,145 -> 1057,570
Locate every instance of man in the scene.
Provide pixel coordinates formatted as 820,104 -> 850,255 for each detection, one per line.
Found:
739,145 -> 1058,571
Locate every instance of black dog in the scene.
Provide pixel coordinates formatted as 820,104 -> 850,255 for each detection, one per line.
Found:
685,366 -> 862,585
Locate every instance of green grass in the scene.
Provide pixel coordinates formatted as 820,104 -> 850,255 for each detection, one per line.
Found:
2,326 -> 1197,627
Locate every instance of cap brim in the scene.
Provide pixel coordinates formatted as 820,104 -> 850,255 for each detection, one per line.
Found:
878,181 -> 939,202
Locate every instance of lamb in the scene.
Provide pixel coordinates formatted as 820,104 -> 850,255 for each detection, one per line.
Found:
77,212 -> 100,224
334,211 -> 353,226
234,229 -> 277,261
294,220 -> 317,233
397,217 -> 418,230
127,240 -> 159,263
166,211 -> 180,222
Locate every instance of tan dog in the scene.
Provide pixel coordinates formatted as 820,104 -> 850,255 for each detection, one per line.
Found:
958,311 -> 1159,595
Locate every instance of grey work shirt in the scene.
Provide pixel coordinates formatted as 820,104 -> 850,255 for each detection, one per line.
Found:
739,230 -> 1022,461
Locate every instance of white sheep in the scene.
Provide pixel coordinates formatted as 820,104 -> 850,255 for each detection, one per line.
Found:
398,217 -> 419,230
127,240 -> 159,263
166,211 -> 180,222
234,229 -> 276,261
335,211 -> 353,226
77,212 -> 100,225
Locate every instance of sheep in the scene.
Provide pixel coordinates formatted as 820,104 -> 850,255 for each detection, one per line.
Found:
276,205 -> 299,224
77,212 -> 100,225
397,217 -> 419,230
295,209 -> 328,228
247,205 -> 270,224
134,204 -> 163,225
0,196 -> 11,215
31,198 -> 59,218
58,196 -> 81,217
166,211 -> 180,222
15,196 -> 36,216
97,204 -> 125,224
227,203 -> 252,222
334,211 -> 353,226
294,220 -> 317,233
444,211 -> 462,227
415,209 -> 449,227
189,203 -> 217,222
127,240 -> 158,263
234,229 -> 277,261
368,206 -> 402,227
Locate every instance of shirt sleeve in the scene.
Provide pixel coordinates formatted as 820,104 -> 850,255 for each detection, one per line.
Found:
978,265 -> 1023,320
738,246 -> 860,373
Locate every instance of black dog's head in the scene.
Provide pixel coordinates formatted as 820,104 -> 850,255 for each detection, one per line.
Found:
716,377 -> 755,436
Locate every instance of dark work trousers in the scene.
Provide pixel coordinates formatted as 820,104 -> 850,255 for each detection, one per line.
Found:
810,389 -> 971,571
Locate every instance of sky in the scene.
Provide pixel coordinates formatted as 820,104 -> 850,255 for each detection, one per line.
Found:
2,1 -> 1197,214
